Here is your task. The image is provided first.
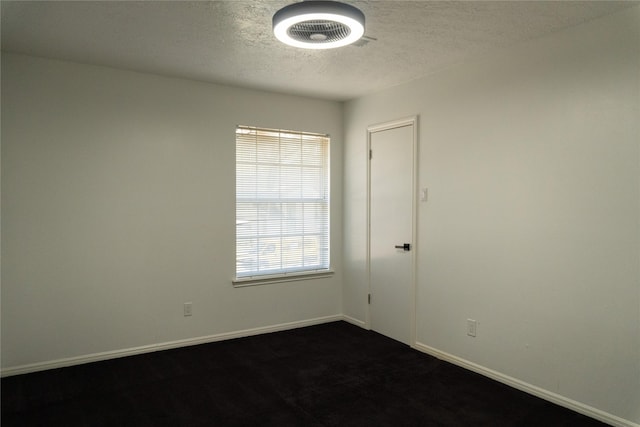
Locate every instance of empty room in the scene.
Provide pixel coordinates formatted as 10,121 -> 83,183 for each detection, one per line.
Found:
1,1 -> 639,426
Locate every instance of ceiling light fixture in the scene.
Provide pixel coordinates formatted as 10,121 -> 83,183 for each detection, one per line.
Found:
273,1 -> 365,50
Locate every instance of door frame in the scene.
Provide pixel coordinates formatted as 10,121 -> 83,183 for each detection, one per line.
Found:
366,115 -> 419,347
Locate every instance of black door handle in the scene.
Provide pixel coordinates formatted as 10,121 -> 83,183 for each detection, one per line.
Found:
394,243 -> 411,251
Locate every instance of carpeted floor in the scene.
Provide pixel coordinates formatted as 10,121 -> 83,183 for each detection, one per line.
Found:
1,321 -> 607,426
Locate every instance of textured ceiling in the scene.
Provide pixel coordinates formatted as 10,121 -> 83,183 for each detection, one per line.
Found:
1,1 -> 634,101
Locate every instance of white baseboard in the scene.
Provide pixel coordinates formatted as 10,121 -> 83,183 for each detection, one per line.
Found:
1,314 -> 343,378
414,341 -> 639,427
342,314 -> 366,328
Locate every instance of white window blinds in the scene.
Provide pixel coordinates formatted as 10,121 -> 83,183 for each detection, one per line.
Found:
236,125 -> 330,278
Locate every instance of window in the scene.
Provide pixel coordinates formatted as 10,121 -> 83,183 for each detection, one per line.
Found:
234,125 -> 330,285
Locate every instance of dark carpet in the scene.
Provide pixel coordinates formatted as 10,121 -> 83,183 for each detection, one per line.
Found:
2,321 -> 607,426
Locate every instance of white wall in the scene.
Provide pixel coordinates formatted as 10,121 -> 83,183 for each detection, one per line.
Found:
1,53 -> 343,369
344,6 -> 639,425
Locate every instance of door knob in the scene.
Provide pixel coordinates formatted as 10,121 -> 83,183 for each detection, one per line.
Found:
394,243 -> 411,251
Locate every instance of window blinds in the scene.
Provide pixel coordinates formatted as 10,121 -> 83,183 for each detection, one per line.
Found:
236,125 -> 330,278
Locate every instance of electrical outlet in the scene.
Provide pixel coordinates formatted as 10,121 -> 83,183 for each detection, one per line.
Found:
467,319 -> 477,337
184,302 -> 193,317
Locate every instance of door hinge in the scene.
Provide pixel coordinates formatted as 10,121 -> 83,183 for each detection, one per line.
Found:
368,293 -> 371,304
369,149 -> 372,160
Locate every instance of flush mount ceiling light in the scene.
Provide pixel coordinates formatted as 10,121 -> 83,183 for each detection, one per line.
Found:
273,1 -> 365,49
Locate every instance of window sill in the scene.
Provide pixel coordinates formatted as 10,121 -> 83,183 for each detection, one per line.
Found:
232,270 -> 334,287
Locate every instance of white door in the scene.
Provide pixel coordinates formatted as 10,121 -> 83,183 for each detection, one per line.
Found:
368,118 -> 416,346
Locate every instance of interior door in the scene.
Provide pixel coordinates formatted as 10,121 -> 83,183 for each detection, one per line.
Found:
369,119 -> 416,346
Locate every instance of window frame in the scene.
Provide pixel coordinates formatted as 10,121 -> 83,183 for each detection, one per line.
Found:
233,125 -> 333,287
